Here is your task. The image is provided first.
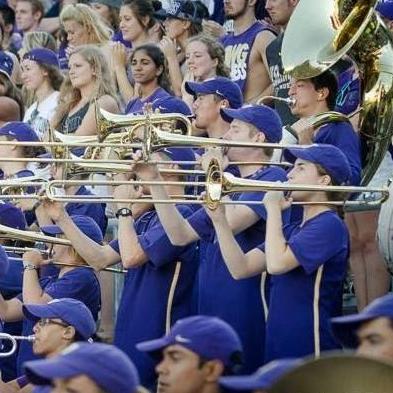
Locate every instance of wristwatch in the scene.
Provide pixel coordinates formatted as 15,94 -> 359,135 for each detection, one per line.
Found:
116,207 -> 133,218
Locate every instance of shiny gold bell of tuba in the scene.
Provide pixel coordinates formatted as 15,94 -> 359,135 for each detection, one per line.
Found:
281,0 -> 393,185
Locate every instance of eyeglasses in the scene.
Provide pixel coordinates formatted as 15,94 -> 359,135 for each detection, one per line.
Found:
36,318 -> 69,328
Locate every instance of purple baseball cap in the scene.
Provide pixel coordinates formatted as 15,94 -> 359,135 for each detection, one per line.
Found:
0,202 -> 27,230
331,293 -> 393,348
377,0 -> 393,20
283,144 -> 352,185
155,0 -> 208,23
0,121 -> 40,142
0,245 -> 10,278
221,105 -> 283,143
23,48 -> 60,68
23,298 -> 96,340
41,215 -> 103,245
0,51 -> 13,80
220,358 -> 303,390
159,147 -> 195,169
137,315 -> 243,370
151,96 -> 192,116
185,77 -> 243,109
23,342 -> 140,393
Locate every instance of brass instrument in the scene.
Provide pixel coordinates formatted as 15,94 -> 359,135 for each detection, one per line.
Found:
0,333 -> 35,357
270,354 -> 393,393
281,0 -> 393,185
257,96 -> 296,106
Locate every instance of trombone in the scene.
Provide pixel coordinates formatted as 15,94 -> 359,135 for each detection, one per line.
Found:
0,333 -> 35,357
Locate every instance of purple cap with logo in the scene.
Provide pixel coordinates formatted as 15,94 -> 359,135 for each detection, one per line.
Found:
159,147 -> 195,169
331,293 -> 393,348
221,105 -> 283,143
23,342 -> 140,393
185,77 -> 243,109
151,96 -> 192,116
137,315 -> 243,370
41,215 -> 103,245
155,0 -> 208,23
0,202 -> 27,230
0,245 -> 10,279
23,48 -> 60,68
23,298 -> 96,340
0,51 -> 13,80
220,358 -> 303,390
283,143 -> 352,185
0,121 -> 40,142
377,0 -> 393,20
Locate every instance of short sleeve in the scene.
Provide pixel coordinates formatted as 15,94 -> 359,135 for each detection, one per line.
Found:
109,239 -> 120,254
187,208 -> 215,242
287,213 -> 348,274
139,206 -> 197,268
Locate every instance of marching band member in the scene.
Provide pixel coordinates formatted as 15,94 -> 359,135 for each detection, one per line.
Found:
4,297 -> 96,392
0,215 -> 102,375
40,148 -> 199,389
24,342 -> 141,393
137,315 -> 244,393
204,144 -> 350,361
287,70 -> 361,186
136,105 -> 288,373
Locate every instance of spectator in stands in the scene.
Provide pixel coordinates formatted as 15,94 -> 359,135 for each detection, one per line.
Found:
51,44 -> 119,136
21,48 -> 63,139
159,0 -> 209,97
18,30 -> 56,58
15,0 -> 44,34
182,34 -> 230,108
89,0 -> 121,34
0,1 -> 22,54
24,342 -> 141,393
112,0 -> 158,103
0,16 -> 20,82
221,0 -> 277,103
125,44 -> 172,114
331,293 -> 393,363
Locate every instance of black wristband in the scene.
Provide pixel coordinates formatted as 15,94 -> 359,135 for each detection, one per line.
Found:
115,207 -> 133,218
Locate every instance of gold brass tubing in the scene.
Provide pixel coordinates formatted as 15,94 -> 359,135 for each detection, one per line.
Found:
48,261 -> 127,274
4,246 -> 51,257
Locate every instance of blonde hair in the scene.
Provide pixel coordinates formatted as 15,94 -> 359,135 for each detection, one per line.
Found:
52,45 -> 117,129
60,3 -> 112,45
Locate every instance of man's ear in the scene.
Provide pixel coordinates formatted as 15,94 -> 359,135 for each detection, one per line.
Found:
220,99 -> 230,109
202,360 -> 225,383
317,87 -> 329,102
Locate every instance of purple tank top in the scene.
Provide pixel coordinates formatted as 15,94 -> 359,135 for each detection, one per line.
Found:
221,21 -> 274,93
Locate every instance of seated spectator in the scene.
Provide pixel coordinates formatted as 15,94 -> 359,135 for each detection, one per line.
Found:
15,0 -> 44,34
24,342 -> 141,393
51,44 -> 119,136
125,44 -> 173,114
0,1 -> 22,54
21,48 -> 63,139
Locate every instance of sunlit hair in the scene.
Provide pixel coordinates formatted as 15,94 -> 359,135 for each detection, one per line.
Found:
52,45 -> 117,129
186,34 -> 230,78
60,3 -> 112,45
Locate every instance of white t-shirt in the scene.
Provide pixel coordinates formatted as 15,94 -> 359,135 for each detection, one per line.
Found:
24,91 -> 59,140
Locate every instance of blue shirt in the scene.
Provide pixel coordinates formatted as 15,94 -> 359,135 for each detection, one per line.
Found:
109,206 -> 198,389
313,121 -> 361,185
258,210 -> 349,361
16,267 -> 101,375
188,166 -> 289,373
125,88 -> 171,114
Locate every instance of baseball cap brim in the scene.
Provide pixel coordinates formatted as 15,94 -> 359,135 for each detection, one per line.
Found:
220,108 -> 248,124
184,81 -> 214,97
220,374 -> 268,390
283,147 -> 313,164
22,303 -> 58,323
136,336 -> 172,353
330,313 -> 380,348
41,224 -> 64,236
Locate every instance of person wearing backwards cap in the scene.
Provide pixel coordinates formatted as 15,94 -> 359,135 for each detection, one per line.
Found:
133,105 -> 289,373
3,297 -> 96,392
137,315 -> 244,393
331,293 -> 393,363
21,48 -> 63,140
204,143 -> 350,361
24,342 -> 141,393
40,148 -> 199,389
0,215 -> 101,376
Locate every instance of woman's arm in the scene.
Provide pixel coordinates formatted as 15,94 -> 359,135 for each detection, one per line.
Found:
206,204 -> 266,279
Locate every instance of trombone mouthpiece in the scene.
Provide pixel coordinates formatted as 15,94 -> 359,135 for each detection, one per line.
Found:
258,96 -> 296,107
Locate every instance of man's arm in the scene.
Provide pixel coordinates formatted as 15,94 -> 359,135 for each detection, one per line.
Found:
42,201 -> 120,270
0,295 -> 23,322
206,205 -> 266,279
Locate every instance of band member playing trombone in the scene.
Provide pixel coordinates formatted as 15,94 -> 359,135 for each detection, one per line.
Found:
0,215 -> 101,376
205,144 -> 350,361
135,105 -> 289,373
3,298 -> 96,392
40,148 -> 199,389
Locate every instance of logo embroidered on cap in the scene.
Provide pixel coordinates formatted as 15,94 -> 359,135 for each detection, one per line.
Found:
175,335 -> 191,343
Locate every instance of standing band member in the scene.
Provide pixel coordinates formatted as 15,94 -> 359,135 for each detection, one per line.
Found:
204,144 -> 351,361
